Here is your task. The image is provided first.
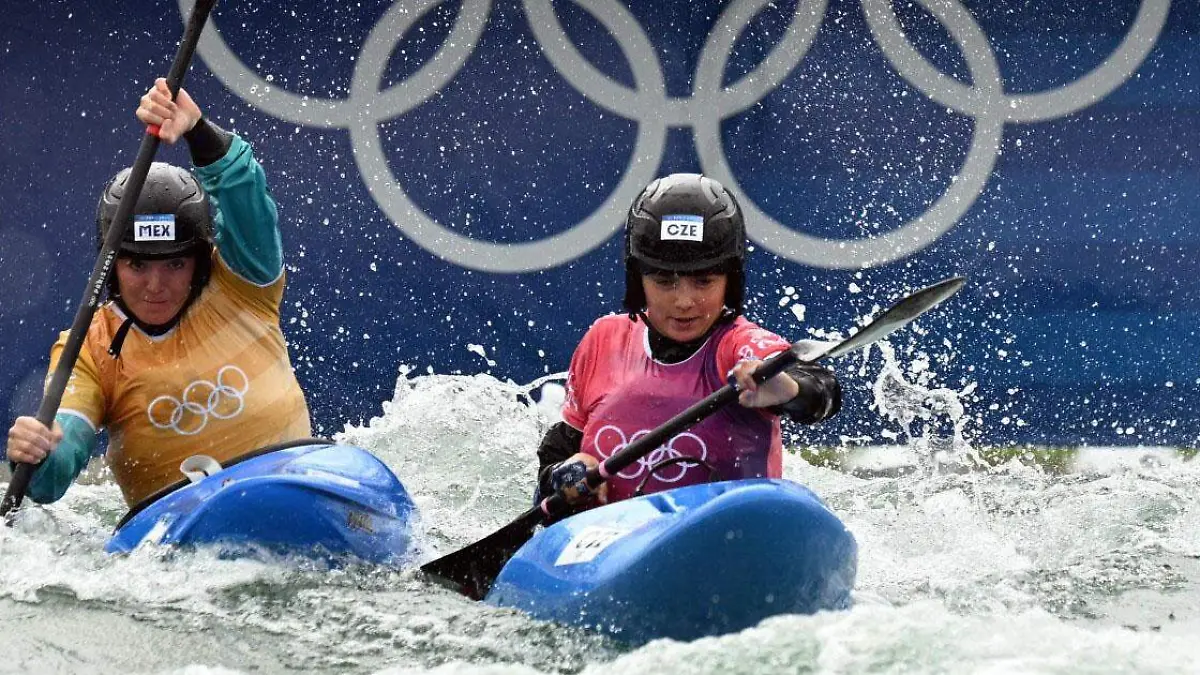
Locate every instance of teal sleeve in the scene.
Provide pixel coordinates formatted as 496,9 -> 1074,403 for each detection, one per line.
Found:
194,135 -> 283,285
26,414 -> 98,504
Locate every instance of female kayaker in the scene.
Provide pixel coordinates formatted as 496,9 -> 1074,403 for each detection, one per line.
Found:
4,78 -> 312,507
535,173 -> 841,507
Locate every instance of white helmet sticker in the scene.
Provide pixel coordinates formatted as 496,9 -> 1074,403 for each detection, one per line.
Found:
134,214 -> 176,242
660,214 -> 703,242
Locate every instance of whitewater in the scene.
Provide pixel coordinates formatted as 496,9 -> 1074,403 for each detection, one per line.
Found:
2,345 -> 1200,674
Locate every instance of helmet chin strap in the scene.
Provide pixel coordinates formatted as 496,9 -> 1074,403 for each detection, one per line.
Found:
107,287 -> 202,359
106,248 -> 211,359
639,307 -> 736,364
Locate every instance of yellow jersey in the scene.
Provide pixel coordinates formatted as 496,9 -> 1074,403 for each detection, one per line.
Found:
51,250 -> 312,506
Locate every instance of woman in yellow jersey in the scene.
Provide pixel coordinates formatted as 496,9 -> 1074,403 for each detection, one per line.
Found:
4,79 -> 312,507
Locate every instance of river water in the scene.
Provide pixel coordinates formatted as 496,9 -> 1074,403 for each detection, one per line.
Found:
3,356 -> 1200,674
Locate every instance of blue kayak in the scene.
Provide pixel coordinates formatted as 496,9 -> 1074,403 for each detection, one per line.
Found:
106,440 -> 418,564
485,479 -> 857,644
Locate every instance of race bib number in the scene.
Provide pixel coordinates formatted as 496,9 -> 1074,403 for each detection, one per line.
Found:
554,526 -> 629,566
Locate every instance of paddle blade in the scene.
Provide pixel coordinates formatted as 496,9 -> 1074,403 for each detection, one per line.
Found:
418,276 -> 966,602
421,506 -> 544,600
823,276 -> 965,360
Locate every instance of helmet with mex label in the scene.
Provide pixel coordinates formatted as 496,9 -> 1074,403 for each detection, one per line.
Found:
96,162 -> 214,295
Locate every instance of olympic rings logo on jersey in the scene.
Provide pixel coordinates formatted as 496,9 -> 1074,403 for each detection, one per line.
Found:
184,0 -> 1167,272
593,425 -> 708,482
147,365 -> 250,436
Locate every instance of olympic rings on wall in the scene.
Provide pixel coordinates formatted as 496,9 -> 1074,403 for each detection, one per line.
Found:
183,0 -> 1168,271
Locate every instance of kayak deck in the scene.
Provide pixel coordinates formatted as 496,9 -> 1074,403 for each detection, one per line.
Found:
485,479 -> 856,644
106,442 -> 417,565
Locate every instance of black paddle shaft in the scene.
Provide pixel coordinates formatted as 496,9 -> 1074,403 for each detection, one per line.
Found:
0,0 -> 219,519
421,275 -> 966,599
539,273 -> 966,520
535,347 -> 797,519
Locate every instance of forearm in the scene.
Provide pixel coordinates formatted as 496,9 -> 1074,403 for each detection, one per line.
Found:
183,116 -> 233,167
773,363 -> 842,424
193,131 -> 283,284
26,414 -> 98,504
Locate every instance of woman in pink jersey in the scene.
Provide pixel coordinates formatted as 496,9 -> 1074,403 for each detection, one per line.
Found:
535,173 -> 841,508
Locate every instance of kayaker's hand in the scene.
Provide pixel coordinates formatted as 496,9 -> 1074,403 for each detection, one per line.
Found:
136,77 -> 202,143
5,416 -> 62,465
550,454 -> 608,505
730,358 -> 800,409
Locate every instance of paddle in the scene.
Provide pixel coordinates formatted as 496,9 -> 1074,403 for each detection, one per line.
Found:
422,275 -> 967,599
0,0 -> 220,520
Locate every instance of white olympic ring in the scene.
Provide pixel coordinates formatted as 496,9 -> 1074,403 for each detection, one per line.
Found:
147,365 -> 250,436
593,425 -> 708,483
183,0 -> 1168,271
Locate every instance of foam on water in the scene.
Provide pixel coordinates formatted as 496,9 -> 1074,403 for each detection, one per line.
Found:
3,343 -> 1200,673
571,602 -> 1200,674
335,367 -> 559,552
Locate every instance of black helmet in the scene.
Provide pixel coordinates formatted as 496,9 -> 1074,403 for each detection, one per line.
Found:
97,162 -> 213,259
96,162 -> 214,296
623,173 -> 746,315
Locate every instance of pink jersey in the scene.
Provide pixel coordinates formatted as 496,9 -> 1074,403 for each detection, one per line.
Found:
562,314 -> 792,502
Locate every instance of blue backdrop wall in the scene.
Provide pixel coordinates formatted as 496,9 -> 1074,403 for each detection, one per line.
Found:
1,0 -> 1196,447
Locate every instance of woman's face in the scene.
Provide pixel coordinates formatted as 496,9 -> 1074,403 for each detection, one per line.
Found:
115,256 -> 196,326
641,271 -> 728,343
